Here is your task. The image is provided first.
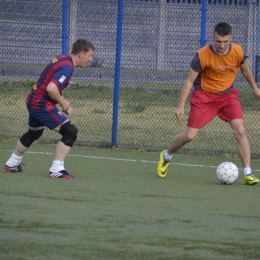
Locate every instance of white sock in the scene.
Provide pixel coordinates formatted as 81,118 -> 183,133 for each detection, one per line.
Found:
49,160 -> 65,172
243,167 -> 252,176
163,150 -> 172,161
6,153 -> 22,167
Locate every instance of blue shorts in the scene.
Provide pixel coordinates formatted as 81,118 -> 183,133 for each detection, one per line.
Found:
27,107 -> 69,130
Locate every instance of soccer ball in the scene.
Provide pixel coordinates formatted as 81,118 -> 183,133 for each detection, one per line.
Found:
216,162 -> 239,185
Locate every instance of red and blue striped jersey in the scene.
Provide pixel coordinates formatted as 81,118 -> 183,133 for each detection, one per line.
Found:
26,54 -> 74,110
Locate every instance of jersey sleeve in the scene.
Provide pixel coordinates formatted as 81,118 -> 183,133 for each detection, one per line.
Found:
241,54 -> 249,64
51,65 -> 73,90
190,53 -> 202,73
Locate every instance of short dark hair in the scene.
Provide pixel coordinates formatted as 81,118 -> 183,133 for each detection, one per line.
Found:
71,39 -> 95,54
214,22 -> 232,36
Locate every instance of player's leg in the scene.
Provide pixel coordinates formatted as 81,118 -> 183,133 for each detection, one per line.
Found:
157,127 -> 199,178
229,119 -> 250,167
22,107 -> 77,179
48,118 -> 78,179
219,89 -> 259,185
229,119 -> 259,185
15,126 -> 44,154
30,109 -> 78,179
168,127 -> 200,154
4,118 -> 44,172
157,90 -> 217,178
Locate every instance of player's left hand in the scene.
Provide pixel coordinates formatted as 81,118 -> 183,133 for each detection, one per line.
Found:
63,106 -> 72,115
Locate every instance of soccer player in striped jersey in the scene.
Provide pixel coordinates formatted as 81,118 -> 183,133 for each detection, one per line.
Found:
4,39 -> 94,179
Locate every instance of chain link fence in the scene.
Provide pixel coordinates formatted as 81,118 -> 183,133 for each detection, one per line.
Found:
1,0 -> 260,157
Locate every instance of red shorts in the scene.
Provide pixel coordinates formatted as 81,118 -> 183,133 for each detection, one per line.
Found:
188,89 -> 244,129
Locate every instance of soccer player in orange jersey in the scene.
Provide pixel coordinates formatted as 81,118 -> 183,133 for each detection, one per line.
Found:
157,22 -> 260,185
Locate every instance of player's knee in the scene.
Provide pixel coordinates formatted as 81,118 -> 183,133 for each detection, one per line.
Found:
234,125 -> 246,137
185,131 -> 197,142
59,121 -> 78,147
20,129 -> 44,148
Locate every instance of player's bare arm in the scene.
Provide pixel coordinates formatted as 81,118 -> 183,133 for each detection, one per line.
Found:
240,62 -> 260,99
47,82 -> 72,115
174,68 -> 199,121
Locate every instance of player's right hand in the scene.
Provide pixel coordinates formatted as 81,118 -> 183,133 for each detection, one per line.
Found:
174,107 -> 184,122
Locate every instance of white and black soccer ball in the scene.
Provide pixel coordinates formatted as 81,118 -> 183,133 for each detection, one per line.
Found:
216,162 -> 239,185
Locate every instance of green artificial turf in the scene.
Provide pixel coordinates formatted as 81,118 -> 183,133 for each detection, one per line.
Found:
0,141 -> 260,260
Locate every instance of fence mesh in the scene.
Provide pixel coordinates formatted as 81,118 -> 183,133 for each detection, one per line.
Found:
1,0 -> 260,157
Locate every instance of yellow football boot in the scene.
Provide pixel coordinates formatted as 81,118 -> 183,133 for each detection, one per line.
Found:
157,150 -> 170,178
244,174 -> 259,185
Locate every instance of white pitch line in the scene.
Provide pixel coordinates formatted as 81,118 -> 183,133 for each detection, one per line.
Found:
1,149 -> 260,171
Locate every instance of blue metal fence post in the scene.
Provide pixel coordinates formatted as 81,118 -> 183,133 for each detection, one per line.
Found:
111,0 -> 124,148
200,0 -> 207,47
62,0 -> 68,54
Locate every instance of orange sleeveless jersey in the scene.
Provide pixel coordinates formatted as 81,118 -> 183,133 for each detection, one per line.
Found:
196,43 -> 244,93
